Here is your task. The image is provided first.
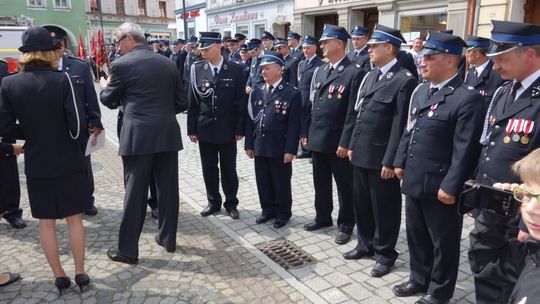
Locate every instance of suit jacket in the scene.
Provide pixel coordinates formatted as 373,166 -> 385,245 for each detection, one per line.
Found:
62,55 -> 103,148
394,75 -> 484,198
183,51 -> 202,84
246,56 -> 263,88
347,47 -> 370,72
397,51 -> 419,80
228,51 -> 241,64
465,60 -> 504,109
476,75 -> 540,185
0,65 -> 86,178
349,63 -> 417,169
187,59 -> 247,144
305,56 -> 365,153
297,56 -> 324,134
241,58 -> 252,85
283,54 -> 299,88
162,48 -> 172,58
245,81 -> 301,157
100,45 -> 186,156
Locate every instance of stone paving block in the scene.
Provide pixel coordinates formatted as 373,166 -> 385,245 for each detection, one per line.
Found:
320,288 -> 350,304
303,276 -> 333,292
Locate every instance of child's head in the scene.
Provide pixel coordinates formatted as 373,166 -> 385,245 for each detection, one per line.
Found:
513,148 -> 540,240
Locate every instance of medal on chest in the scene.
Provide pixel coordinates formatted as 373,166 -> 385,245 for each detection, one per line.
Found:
328,84 -> 335,99
504,119 -> 517,144
521,120 -> 534,145
428,103 -> 438,118
337,85 -> 345,100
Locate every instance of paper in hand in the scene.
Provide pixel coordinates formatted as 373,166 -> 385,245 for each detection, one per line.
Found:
85,130 -> 105,156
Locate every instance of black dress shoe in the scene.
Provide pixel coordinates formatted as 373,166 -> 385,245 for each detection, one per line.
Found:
0,272 -> 20,287
303,220 -> 332,231
74,273 -> 90,293
106,249 -> 138,265
256,214 -> 275,224
155,235 -> 176,252
227,209 -> 240,220
273,219 -> 288,228
200,206 -> 220,217
150,208 -> 158,219
5,217 -> 26,229
371,262 -> 392,277
334,232 -> 352,245
393,280 -> 427,297
84,206 -> 98,216
342,248 -> 374,260
54,276 -> 71,296
415,295 -> 450,304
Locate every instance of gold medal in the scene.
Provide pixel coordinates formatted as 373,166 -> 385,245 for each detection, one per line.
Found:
503,136 -> 511,144
521,135 -> 530,144
512,134 -> 520,142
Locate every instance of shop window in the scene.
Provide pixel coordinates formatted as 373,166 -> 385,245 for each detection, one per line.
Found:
400,9 -> 447,42
27,0 -> 46,7
159,1 -> 167,18
253,23 -> 266,39
237,24 -> 249,37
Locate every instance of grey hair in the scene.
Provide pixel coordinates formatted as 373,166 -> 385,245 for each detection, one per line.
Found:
115,22 -> 146,43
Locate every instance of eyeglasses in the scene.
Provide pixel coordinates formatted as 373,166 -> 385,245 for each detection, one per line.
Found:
514,187 -> 540,204
115,35 -> 127,45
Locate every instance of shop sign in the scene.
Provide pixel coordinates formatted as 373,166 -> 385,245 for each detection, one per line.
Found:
177,9 -> 200,19
212,10 -> 259,25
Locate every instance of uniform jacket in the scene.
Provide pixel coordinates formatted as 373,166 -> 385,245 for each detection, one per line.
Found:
246,55 -> 263,88
187,59 -> 247,144
469,211 -> 540,304
289,47 -> 304,63
397,51 -> 419,80
228,51 -> 241,64
240,58 -> 252,85
171,49 -> 187,75
183,51 -> 202,84
465,60 -> 504,108
62,55 -> 103,146
100,45 -> 186,156
297,56 -> 324,129
304,56 -> 365,153
0,65 -> 86,178
347,47 -> 370,72
162,47 -> 172,58
394,75 -> 484,198
244,81 -> 301,158
283,54 -> 299,88
349,63 -> 417,169
476,75 -> 540,185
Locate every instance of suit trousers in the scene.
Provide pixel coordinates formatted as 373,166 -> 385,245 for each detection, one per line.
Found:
0,156 -> 22,219
406,196 -> 463,300
119,151 -> 179,258
311,152 -> 355,233
254,157 -> 293,221
198,141 -> 239,210
353,166 -> 401,266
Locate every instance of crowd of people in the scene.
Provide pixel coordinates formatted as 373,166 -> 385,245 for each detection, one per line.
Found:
1,18 -> 540,304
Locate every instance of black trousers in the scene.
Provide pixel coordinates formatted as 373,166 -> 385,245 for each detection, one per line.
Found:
254,157 -> 292,221
311,152 -> 354,233
118,151 -> 179,258
0,156 -> 22,219
198,141 -> 239,210
406,196 -> 463,300
353,166 -> 401,266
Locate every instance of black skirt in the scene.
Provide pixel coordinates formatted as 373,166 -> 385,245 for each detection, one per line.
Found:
27,170 -> 92,219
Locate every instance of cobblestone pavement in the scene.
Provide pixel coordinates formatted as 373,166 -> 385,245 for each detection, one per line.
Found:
0,98 -> 477,304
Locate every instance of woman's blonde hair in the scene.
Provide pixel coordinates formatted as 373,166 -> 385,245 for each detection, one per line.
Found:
512,148 -> 540,183
18,50 -> 59,70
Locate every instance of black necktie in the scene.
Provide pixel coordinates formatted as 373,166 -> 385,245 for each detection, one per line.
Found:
473,68 -> 478,80
354,51 -> 359,59
429,87 -> 439,98
505,81 -> 522,111
213,67 -> 219,81
266,85 -> 274,100
327,66 -> 334,78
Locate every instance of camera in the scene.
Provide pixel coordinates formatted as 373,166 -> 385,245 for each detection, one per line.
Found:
458,181 -> 520,219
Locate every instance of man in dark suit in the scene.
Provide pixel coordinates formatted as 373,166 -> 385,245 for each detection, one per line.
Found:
0,59 -> 26,229
274,38 -> 298,87
346,25 -> 417,278
162,40 -> 172,58
183,36 -> 202,88
187,32 -> 247,220
100,22 -> 187,263
296,36 -> 323,159
261,31 -> 275,52
347,25 -> 370,72
234,33 -> 247,47
227,37 -> 241,64
287,31 -> 304,63
470,20 -> 540,304
392,31 -> 484,304
50,29 -> 104,216
464,35 -> 504,109
245,52 -> 301,228
246,39 -> 264,93
239,44 -> 252,84
302,24 -> 365,245
171,39 -> 187,73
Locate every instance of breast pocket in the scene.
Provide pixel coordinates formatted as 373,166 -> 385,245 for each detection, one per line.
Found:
218,79 -> 236,89
70,76 -> 84,86
370,94 -> 394,113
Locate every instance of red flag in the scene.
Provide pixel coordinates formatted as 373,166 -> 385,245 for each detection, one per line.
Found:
77,33 -> 86,59
90,33 -> 96,59
96,30 -> 109,67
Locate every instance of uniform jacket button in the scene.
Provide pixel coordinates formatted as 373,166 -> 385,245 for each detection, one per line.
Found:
483,174 -> 488,178
485,157 -> 490,162
409,153 -> 413,157
490,142 -> 495,147
494,125 -> 500,130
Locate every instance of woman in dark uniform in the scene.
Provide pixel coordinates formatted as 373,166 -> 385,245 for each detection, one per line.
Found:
0,27 -> 91,294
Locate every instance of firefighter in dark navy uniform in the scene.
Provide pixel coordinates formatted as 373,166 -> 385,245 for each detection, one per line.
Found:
469,20 -> 540,304
274,38 -> 297,87
347,25 -> 371,72
392,31 -> 484,304
187,32 -> 247,220
183,36 -> 202,88
287,31 -> 304,65
261,31 -> 275,52
301,24 -> 365,245
226,37 -> 241,64
296,36 -> 324,159
464,35 -> 504,109
345,24 -> 418,278
238,44 -> 251,84
245,52 -> 301,228
246,38 -> 264,94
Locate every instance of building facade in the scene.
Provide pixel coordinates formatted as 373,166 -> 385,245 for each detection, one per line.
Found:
205,0 -> 294,39
476,0 -> 539,37
174,0 -> 207,40
86,0 -> 177,44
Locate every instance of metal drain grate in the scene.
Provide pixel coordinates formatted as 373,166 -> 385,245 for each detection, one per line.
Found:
256,239 -> 313,270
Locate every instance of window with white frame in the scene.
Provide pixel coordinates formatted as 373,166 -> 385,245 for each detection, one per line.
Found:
27,0 -> 46,7
54,0 -> 70,9
399,8 -> 448,43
